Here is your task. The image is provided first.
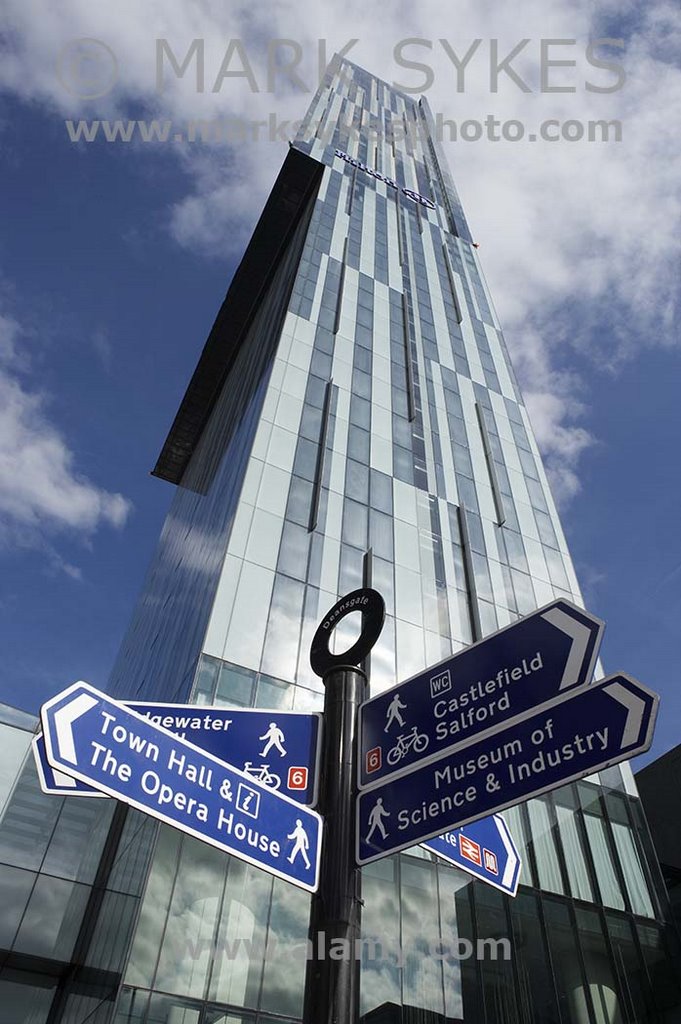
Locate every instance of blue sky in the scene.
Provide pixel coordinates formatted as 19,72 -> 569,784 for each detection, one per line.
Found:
0,2 -> 679,769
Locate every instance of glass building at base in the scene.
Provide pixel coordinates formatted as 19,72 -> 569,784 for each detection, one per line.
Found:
1,58 -> 680,1024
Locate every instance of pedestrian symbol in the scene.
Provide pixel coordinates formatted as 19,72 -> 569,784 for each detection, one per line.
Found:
384,694 -> 407,733
365,797 -> 390,842
260,722 -> 287,757
287,819 -> 311,869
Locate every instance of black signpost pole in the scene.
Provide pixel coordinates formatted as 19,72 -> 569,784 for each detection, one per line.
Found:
303,663 -> 367,1024
304,588 -> 386,1024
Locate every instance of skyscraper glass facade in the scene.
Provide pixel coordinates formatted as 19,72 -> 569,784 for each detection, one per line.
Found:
0,58 -> 679,1023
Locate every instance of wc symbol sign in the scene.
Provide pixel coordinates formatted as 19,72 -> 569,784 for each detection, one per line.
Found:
429,669 -> 451,698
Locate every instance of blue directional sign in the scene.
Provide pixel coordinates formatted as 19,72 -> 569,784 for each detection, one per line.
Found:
422,815 -> 521,897
129,704 -> 322,807
35,703 -> 322,807
359,599 -> 603,788
41,682 -> 322,892
33,733 -> 103,797
357,672 -> 657,865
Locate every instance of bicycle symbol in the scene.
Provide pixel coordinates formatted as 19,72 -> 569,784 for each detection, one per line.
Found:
386,727 -> 429,766
242,762 -> 282,790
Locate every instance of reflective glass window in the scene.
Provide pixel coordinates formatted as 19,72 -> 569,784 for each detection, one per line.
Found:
574,907 -> 624,1024
509,891 -> 560,1023
259,876 -> 309,1018
255,675 -> 293,710
13,874 -> 90,960
215,664 -> 256,708
360,856 -> 401,1016
277,522 -> 310,581
606,913 -> 655,1022
0,863 -> 36,948
209,860 -> 272,1009
146,994 -> 201,1024
153,835 -> 226,999
400,857 -> 445,1014
583,814 -> 626,911
0,762 -> 62,871
0,722 -> 32,819
125,826 -> 181,988
41,797 -> 114,883
543,898 -> 592,1023
370,470 -> 393,514
0,971 -> 57,1024
637,921 -> 681,1014
473,883 -> 518,1021
554,791 -> 594,902
611,822 -> 654,917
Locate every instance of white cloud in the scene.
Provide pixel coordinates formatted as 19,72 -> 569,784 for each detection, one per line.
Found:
0,313 -> 131,568
1,0 -> 680,498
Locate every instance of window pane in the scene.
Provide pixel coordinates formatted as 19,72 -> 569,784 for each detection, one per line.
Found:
0,864 -> 36,948
215,664 -> 256,708
0,721 -> 32,818
0,762 -> 62,871
611,822 -> 654,917
360,856 -> 401,1016
474,883 -> 517,1021
154,835 -> 226,999
574,907 -> 625,1024
41,797 -> 115,883
509,892 -> 560,1023
209,860 -> 272,1009
584,815 -> 625,910
256,675 -> 293,710
125,825 -> 181,988
555,802 -> 593,902
259,876 -> 309,1017
146,994 -> 201,1024
543,898 -> 591,1023
0,971 -> 57,1024
14,875 -> 90,960
500,805 -> 535,888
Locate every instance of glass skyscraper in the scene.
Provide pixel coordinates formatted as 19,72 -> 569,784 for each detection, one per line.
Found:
0,57 -> 680,1024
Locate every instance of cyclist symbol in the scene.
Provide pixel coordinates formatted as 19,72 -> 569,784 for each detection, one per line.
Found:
387,726 -> 429,766
242,763 -> 282,790
384,693 -> 407,733
259,722 -> 287,758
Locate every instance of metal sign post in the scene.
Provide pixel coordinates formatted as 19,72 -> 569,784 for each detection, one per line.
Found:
303,588 -> 385,1024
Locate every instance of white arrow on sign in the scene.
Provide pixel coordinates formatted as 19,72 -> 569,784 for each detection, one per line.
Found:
541,605 -> 598,690
53,692 -> 98,764
604,681 -> 647,747
496,815 -> 520,890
